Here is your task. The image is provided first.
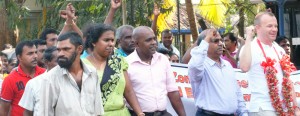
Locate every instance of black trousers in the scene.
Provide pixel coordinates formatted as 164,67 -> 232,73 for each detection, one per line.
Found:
196,108 -> 234,116
129,109 -> 172,116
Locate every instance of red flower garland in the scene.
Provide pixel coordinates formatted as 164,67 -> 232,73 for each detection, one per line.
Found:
261,55 -> 297,116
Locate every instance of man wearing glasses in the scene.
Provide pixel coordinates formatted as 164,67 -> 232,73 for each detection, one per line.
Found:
188,29 -> 248,116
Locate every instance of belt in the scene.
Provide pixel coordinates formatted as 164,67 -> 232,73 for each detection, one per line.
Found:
129,109 -> 169,116
198,108 -> 234,116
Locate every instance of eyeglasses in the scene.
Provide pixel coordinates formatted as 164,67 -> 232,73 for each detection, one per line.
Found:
210,38 -> 224,44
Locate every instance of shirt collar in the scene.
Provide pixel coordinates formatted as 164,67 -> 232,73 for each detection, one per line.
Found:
61,60 -> 93,76
16,65 -> 45,78
206,57 -> 226,68
129,50 -> 160,64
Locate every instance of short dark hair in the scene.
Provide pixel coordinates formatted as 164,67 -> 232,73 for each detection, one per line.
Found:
32,39 -> 47,48
43,46 -> 57,62
39,28 -> 58,41
83,23 -> 115,51
57,32 -> 83,48
0,52 -> 8,59
223,33 -> 237,45
157,48 -> 171,55
15,40 -> 35,56
275,36 -> 288,44
161,29 -> 172,36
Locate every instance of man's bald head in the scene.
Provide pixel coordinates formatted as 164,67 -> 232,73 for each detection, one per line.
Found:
132,26 -> 154,41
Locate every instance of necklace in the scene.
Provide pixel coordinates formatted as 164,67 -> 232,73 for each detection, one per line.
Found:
257,39 -> 296,115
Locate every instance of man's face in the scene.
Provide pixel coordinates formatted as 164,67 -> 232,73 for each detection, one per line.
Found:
208,32 -> 223,57
46,33 -> 58,47
18,46 -> 38,69
223,36 -> 235,50
7,58 -> 17,73
37,44 -> 47,67
57,39 -> 78,69
136,29 -> 157,55
162,32 -> 173,47
279,39 -> 291,55
119,29 -> 135,54
46,51 -> 58,70
256,15 -> 278,41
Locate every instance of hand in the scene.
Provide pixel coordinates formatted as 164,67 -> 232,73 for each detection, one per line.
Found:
245,26 -> 255,40
204,29 -> 217,43
153,3 -> 160,17
60,3 -> 76,20
111,0 -> 121,10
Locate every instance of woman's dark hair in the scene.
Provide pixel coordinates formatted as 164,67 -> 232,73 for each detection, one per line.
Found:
83,23 -> 115,51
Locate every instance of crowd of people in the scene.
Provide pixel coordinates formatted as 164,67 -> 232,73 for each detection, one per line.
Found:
0,0 -> 298,116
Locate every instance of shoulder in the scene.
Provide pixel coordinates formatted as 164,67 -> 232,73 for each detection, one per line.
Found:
3,71 -> 18,82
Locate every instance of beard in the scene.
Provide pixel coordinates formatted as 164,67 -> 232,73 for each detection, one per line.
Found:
57,51 -> 77,69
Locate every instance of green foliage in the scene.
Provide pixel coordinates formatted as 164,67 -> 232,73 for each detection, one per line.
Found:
4,0 -> 172,39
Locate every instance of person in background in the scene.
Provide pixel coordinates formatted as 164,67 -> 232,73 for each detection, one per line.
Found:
157,48 -> 171,60
43,46 -> 58,71
32,39 -> 47,68
169,53 -> 179,63
181,30 -> 206,64
39,28 -> 59,47
7,58 -> 17,74
188,29 -> 248,116
115,25 -> 135,57
222,33 -> 238,68
275,36 -> 291,55
0,52 -> 9,74
126,26 -> 186,116
158,29 -> 180,57
0,40 -> 46,116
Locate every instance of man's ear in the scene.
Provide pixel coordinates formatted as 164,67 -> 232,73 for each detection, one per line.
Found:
17,55 -> 22,62
77,45 -> 84,54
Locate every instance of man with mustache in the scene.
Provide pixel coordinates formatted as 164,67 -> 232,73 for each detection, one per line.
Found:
158,29 -> 180,58
115,25 -> 135,57
39,32 -> 104,115
18,46 -> 58,116
0,40 -> 46,116
126,26 -> 186,116
188,29 -> 247,116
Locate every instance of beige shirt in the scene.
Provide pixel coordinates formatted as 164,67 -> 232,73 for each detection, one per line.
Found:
40,62 -> 104,116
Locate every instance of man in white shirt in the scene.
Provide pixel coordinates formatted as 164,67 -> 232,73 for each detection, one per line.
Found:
239,12 -> 300,115
39,32 -> 104,116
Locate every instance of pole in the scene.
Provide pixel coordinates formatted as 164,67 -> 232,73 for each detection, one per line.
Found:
278,0 -> 285,36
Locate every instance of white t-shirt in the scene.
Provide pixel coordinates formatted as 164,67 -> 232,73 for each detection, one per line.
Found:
240,38 -> 286,112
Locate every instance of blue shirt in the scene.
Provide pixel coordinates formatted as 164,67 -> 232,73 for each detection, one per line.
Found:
115,48 -> 128,57
188,41 -> 247,115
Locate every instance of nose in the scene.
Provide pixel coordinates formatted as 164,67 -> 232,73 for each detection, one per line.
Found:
109,40 -> 114,47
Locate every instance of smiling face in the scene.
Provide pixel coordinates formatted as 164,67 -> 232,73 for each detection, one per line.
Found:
93,30 -> 115,58
256,14 -> 278,42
